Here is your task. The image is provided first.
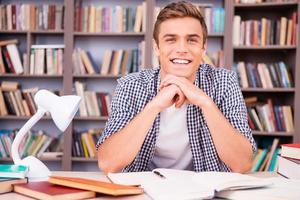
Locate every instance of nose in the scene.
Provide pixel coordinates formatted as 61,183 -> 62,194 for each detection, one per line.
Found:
176,40 -> 188,53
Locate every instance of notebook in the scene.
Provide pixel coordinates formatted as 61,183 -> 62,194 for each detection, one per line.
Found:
13,181 -> 96,200
48,175 -> 144,196
108,168 -> 273,200
0,164 -> 28,179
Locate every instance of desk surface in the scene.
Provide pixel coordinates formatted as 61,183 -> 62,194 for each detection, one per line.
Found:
0,171 -> 280,200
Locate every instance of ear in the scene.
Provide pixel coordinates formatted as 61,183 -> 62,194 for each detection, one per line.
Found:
153,39 -> 160,57
202,42 -> 207,56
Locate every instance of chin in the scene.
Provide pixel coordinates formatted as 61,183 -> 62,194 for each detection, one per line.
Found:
169,71 -> 192,78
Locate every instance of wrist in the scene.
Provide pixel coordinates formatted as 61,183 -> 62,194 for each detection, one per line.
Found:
146,99 -> 163,114
198,96 -> 214,110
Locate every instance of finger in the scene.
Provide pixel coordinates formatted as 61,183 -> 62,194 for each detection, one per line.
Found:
161,77 -> 184,90
174,88 -> 185,108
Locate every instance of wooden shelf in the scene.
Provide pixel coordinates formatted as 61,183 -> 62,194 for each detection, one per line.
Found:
252,131 -> 294,137
0,157 -> 62,162
0,30 -> 27,34
234,45 -> 297,50
234,1 -> 298,8
30,30 -> 64,34
241,88 -> 295,92
72,157 -> 97,162
0,74 -> 63,78
73,74 -> 122,79
74,116 -> 109,121
0,30 -> 64,34
208,33 -> 224,37
0,115 -> 52,120
74,32 -> 145,36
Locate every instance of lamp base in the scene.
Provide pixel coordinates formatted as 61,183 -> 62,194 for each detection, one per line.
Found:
18,156 -> 51,182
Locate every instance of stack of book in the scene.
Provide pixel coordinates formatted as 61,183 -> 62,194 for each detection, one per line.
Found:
0,164 -> 28,194
13,175 -> 143,200
277,143 -> 300,179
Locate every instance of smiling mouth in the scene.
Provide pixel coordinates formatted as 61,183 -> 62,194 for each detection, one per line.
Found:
170,58 -> 192,64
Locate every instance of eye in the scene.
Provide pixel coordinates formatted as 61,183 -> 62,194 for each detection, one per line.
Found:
165,38 -> 176,42
188,38 -> 198,43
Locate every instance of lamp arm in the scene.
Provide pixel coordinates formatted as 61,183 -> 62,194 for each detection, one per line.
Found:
11,109 -> 46,164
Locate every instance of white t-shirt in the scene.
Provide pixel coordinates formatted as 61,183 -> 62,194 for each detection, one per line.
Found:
149,104 -> 193,170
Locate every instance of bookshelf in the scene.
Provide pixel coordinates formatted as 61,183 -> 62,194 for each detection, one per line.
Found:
0,0 -> 299,171
228,0 -> 300,148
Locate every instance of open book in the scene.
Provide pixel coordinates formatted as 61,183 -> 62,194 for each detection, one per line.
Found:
107,168 -> 273,200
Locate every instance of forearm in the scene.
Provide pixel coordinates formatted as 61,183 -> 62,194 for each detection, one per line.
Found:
98,101 -> 160,173
201,100 -> 253,173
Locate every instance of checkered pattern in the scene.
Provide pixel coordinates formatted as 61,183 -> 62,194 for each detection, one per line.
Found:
96,64 -> 257,172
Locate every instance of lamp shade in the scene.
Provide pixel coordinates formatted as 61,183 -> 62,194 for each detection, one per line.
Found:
34,90 -> 81,131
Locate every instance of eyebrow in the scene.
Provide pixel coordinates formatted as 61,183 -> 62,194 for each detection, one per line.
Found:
162,34 -> 201,38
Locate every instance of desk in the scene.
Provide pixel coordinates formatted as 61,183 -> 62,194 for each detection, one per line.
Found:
0,171 -> 280,200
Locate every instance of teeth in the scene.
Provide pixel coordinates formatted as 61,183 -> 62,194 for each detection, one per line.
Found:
172,59 -> 190,64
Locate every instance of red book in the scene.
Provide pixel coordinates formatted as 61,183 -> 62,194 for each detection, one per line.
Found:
2,47 -> 16,74
281,143 -> 300,160
14,181 -> 96,200
98,93 -> 108,116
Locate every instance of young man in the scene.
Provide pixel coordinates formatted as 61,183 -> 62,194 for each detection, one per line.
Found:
97,1 -> 256,174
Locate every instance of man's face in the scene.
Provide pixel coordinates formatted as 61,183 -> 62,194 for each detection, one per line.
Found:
154,17 -> 206,82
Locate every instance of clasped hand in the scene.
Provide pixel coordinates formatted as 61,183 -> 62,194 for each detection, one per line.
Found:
153,74 -> 212,111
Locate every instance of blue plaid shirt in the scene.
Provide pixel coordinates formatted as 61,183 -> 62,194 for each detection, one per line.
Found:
96,64 -> 257,172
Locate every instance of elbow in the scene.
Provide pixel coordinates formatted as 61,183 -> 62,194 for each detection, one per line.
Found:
230,155 -> 253,173
97,150 -> 122,174
231,160 -> 252,173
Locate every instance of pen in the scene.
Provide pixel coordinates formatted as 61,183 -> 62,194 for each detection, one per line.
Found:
153,170 -> 166,179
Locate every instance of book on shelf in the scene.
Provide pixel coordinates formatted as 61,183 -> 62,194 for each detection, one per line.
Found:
251,138 -> 281,172
233,12 -> 298,46
48,176 -> 144,196
277,155 -> 300,179
0,40 -> 24,75
0,82 -> 63,117
14,181 -> 96,200
205,50 -> 224,67
234,61 -> 293,89
280,143 -> 300,160
74,81 -> 112,117
0,129 -> 61,160
0,4 -> 64,31
108,168 -> 272,199
0,164 -> 28,179
245,98 -> 294,133
73,45 -> 143,76
30,45 -> 64,75
0,177 -> 27,194
39,152 -> 63,159
72,129 -> 102,158
74,3 -> 145,33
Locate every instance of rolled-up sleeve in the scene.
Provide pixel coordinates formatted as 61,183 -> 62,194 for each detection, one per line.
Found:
219,71 -> 257,153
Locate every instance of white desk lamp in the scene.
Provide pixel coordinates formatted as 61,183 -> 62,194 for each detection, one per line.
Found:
11,89 -> 81,181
